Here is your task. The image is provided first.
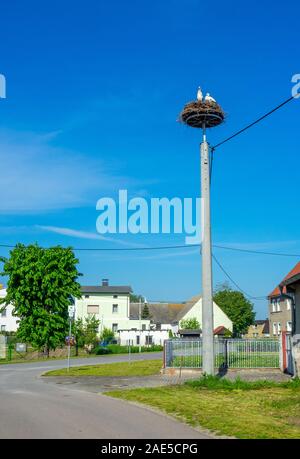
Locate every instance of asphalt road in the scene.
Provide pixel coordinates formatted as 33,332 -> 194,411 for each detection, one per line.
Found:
0,353 -> 212,439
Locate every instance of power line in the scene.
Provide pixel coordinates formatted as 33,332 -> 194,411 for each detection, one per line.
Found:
212,95 -> 295,150
212,253 -> 267,301
1,241 -> 300,257
213,244 -> 300,257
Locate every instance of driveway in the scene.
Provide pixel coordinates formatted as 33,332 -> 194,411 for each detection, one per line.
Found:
0,353 -> 213,439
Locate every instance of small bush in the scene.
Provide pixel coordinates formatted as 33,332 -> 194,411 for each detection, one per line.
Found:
94,347 -> 113,355
104,344 -> 163,354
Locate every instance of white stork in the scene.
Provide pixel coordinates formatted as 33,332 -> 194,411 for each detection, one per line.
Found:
204,93 -> 216,103
197,86 -> 203,102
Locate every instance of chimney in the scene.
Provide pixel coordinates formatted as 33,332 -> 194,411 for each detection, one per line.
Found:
102,278 -> 109,287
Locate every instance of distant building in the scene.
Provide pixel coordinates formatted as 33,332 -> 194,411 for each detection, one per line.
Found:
130,295 -> 233,334
278,263 -> 300,375
268,264 -> 300,336
244,319 -> 270,339
75,279 -> 150,333
0,287 -> 19,332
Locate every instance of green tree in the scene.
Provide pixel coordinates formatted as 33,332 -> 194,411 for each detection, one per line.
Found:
82,315 -> 100,352
130,293 -> 145,302
180,317 -> 200,329
72,318 -> 85,356
100,326 -> 115,343
0,244 -> 82,356
213,283 -> 255,336
141,303 -> 151,319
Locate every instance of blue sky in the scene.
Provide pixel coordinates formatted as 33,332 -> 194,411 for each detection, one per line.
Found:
0,0 -> 299,318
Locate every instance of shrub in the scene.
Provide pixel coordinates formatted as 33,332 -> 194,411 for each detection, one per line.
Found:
94,346 -> 113,355
104,344 -> 163,354
100,327 -> 115,343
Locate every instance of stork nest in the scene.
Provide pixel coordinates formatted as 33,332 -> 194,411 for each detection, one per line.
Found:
179,100 -> 225,128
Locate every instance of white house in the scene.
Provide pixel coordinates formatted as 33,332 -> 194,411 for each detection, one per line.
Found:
75,279 -> 151,334
130,296 -> 233,334
176,295 -> 233,333
118,329 -> 170,347
0,287 -> 19,332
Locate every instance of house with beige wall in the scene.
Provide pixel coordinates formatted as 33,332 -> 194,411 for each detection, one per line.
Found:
75,279 -> 150,334
268,266 -> 297,337
244,319 -> 270,339
278,263 -> 300,376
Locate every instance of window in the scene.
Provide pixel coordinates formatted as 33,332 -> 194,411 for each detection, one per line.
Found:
112,323 -> 118,333
1,325 -> 6,332
87,305 -> 99,315
287,321 -> 292,332
85,295 -> 89,298
287,299 -> 292,311
1,309 -> 6,317
276,300 -> 281,312
253,333 -> 258,337
273,322 -> 277,336
113,295 -> 118,298
112,304 -> 118,313
271,300 -> 276,312
136,336 -> 140,345
278,322 -> 281,334
142,324 -> 146,331
145,335 -> 153,345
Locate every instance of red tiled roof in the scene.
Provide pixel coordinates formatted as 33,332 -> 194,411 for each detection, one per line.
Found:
268,261 -> 300,298
214,326 -> 227,335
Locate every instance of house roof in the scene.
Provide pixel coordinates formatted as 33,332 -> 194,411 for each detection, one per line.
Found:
254,319 -> 268,325
262,320 -> 270,334
81,286 -> 132,294
130,302 -> 184,324
213,326 -> 227,335
130,295 -> 229,327
175,295 -> 200,321
268,262 -> 300,298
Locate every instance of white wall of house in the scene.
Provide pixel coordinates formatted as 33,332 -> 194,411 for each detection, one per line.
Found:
0,289 -> 19,332
180,298 -> 233,332
118,329 -> 169,346
75,293 -> 150,333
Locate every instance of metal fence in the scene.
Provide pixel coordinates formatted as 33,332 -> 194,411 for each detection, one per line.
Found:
164,338 -> 280,369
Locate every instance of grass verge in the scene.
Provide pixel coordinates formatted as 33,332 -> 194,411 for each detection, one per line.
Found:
43,359 -> 162,377
106,376 -> 300,439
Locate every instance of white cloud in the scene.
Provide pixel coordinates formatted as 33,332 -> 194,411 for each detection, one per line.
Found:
0,129 -> 132,213
37,225 -> 147,248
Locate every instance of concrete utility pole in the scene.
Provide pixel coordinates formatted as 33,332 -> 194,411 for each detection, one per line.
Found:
139,298 -> 142,353
179,90 -> 224,376
201,125 -> 214,375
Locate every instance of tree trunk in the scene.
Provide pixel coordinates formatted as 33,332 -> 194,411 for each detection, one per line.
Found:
44,345 -> 50,358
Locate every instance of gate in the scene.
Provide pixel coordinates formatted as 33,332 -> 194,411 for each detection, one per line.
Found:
280,332 -> 294,375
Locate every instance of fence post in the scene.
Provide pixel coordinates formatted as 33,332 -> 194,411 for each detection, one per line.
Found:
224,339 -> 228,369
281,332 -> 287,372
163,340 -> 166,369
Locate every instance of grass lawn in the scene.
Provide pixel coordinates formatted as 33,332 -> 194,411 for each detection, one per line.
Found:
106,377 -> 300,439
43,359 -> 162,377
